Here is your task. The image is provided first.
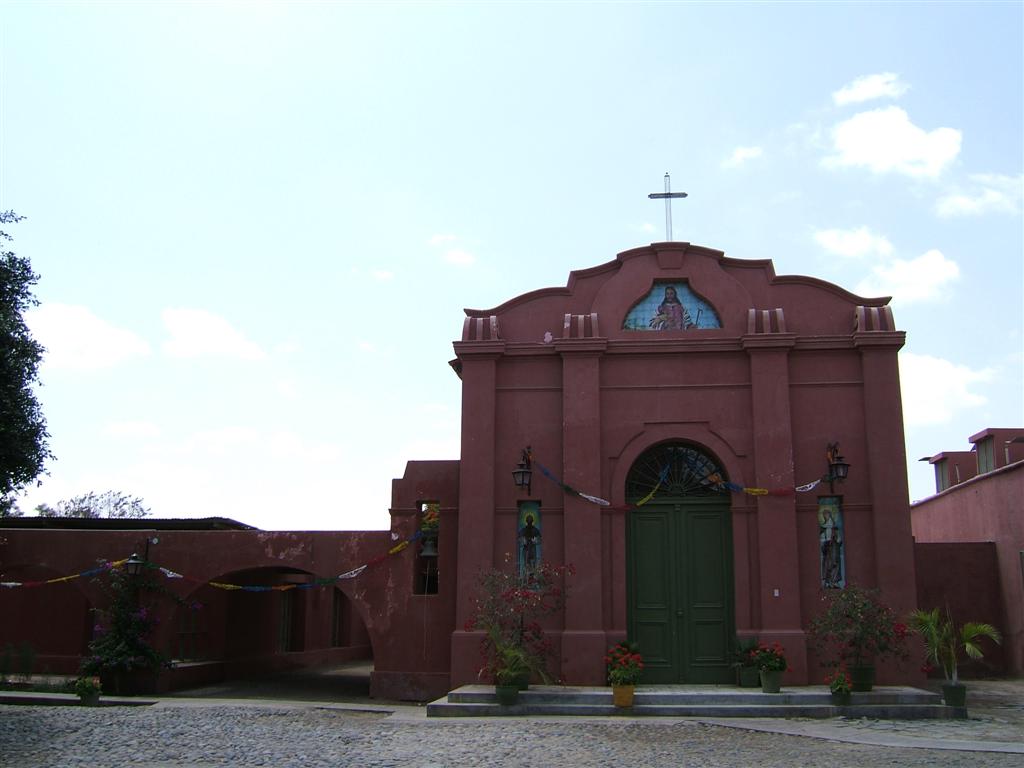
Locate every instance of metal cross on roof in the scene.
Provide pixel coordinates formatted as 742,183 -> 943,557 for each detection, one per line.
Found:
647,172 -> 688,241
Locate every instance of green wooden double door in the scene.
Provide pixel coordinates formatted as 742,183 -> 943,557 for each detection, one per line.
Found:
627,498 -> 734,683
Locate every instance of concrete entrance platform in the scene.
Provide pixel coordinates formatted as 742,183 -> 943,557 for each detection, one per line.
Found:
427,684 -> 961,719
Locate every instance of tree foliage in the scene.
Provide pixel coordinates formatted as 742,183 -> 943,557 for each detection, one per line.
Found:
0,211 -> 51,515
36,490 -> 151,519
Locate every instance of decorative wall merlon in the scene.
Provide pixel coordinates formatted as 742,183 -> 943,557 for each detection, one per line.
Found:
562,312 -> 601,339
854,305 -> 896,333
746,308 -> 787,335
461,315 -> 501,341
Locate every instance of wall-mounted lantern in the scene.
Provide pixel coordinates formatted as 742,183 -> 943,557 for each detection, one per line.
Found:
124,552 -> 145,577
825,442 -> 850,493
512,447 -> 532,496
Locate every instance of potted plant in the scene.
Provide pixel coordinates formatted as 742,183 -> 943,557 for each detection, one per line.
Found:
809,584 -> 909,691
493,641 -> 532,705
605,641 -> 643,707
732,636 -> 761,688
465,560 -> 572,696
908,606 -> 1002,708
73,676 -> 102,706
752,642 -> 787,693
825,665 -> 852,706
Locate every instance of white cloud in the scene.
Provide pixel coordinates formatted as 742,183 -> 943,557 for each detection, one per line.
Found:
855,249 -> 959,303
25,303 -> 151,371
824,107 -> 961,178
832,73 -> 909,106
899,352 -> 994,427
443,248 -> 476,266
357,341 -> 375,352
722,146 -> 763,168
640,222 -> 657,233
429,234 -> 457,245
103,421 -> 162,440
935,173 -> 1023,217
813,226 -> 894,258
372,269 -> 395,280
161,308 -> 266,361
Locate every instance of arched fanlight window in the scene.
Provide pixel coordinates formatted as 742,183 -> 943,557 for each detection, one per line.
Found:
625,442 -> 727,501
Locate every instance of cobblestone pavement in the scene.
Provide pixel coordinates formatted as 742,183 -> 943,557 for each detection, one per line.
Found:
1,702 -> 1022,768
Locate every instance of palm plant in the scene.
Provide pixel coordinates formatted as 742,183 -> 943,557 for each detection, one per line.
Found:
908,606 -> 1002,684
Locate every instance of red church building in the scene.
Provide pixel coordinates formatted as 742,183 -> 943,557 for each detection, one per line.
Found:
1,241 -> 921,699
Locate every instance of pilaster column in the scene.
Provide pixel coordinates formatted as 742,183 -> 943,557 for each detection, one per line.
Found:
854,334 -> 917,610
555,338 -> 607,683
449,343 -> 502,686
742,334 -> 808,680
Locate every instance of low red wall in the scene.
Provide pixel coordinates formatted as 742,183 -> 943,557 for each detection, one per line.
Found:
913,541 -> 1006,677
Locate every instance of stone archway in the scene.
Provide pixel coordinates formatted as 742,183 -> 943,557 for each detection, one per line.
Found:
625,441 -> 735,683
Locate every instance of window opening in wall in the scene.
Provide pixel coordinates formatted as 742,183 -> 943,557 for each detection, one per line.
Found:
331,588 -> 350,647
414,501 -> 440,595
279,590 -> 293,652
977,438 -> 995,474
279,589 -> 305,652
176,604 -> 205,661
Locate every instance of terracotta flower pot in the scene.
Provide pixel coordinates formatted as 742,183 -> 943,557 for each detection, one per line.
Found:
612,684 -> 635,707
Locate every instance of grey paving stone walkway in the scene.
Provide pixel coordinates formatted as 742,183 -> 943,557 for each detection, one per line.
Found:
2,673 -> 1020,767
1,701 -> 1022,768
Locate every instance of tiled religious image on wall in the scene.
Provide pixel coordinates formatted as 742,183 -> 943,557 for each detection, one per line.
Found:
518,501 -> 541,581
622,282 -> 721,331
818,496 -> 846,589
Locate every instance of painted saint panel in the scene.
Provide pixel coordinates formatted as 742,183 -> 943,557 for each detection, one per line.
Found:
518,501 -> 541,581
818,496 -> 845,589
622,282 -> 721,331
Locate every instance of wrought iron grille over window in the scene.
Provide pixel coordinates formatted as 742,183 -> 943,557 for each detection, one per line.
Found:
626,443 -> 726,500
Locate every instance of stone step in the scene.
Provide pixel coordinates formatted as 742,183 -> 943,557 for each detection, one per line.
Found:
427,685 -> 958,719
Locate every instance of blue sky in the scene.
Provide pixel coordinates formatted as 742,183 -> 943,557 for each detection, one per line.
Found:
2,2 -> 1021,530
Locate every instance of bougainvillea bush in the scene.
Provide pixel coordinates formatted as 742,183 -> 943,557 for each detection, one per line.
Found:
80,562 -> 169,676
465,560 -> 573,683
809,584 -> 908,668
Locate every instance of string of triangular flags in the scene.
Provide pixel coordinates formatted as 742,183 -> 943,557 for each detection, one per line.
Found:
530,452 -> 822,509
0,529 -> 423,591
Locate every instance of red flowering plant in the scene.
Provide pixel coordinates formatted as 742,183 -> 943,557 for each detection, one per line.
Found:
464,560 -> 573,684
825,665 -> 852,695
809,584 -> 909,669
605,641 -> 644,686
752,642 -> 787,672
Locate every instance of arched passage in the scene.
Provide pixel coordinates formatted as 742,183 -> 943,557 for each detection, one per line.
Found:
625,441 -> 734,683
177,567 -> 373,680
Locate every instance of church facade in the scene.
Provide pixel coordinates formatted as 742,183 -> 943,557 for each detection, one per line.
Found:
1,240 -> 922,699
441,240 -> 917,689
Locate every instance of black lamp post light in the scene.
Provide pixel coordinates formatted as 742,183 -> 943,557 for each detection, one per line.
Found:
512,447 -> 533,496
825,442 -> 850,493
124,552 -> 145,577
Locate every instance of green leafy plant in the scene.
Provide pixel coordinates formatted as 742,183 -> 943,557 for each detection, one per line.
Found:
73,676 -> 102,697
493,641 -> 533,686
825,665 -> 852,695
752,642 -> 787,672
809,584 -> 909,668
732,636 -> 760,669
908,607 -> 1002,685
605,641 -> 644,686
